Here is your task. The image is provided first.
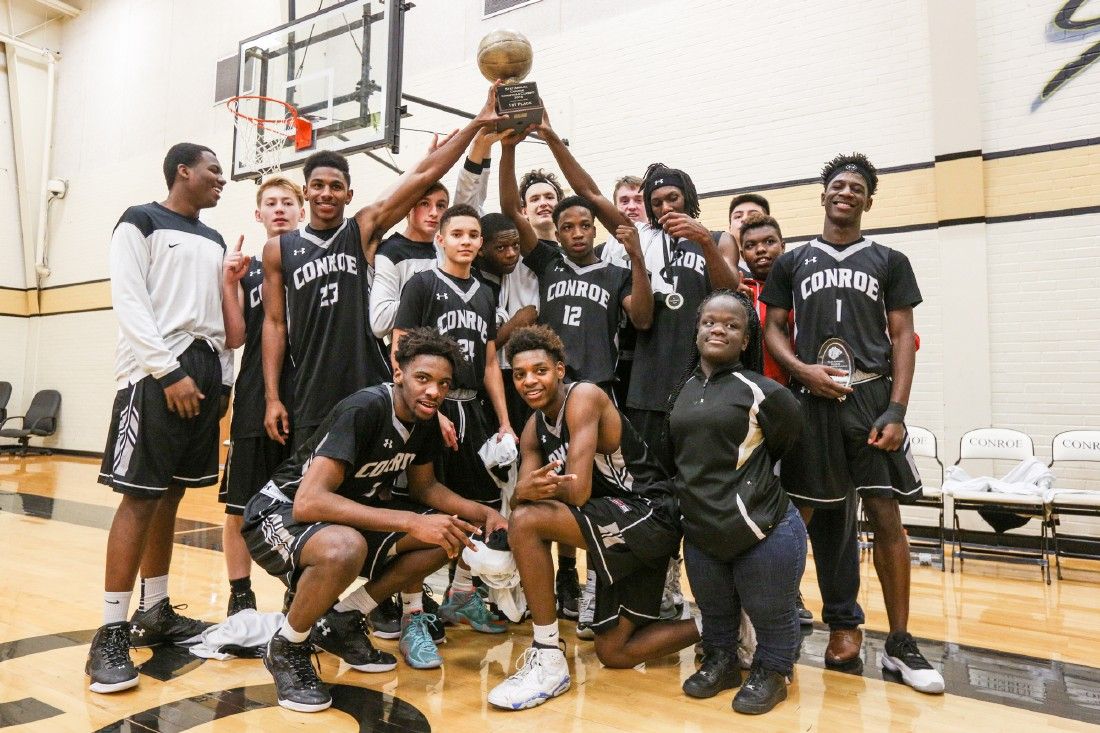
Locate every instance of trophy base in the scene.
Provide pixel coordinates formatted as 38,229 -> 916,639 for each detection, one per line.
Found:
495,80 -> 544,135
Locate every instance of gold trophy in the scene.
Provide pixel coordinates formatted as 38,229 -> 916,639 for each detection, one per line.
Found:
477,30 -> 543,134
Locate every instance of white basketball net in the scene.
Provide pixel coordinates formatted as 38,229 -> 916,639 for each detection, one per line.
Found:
229,98 -> 296,177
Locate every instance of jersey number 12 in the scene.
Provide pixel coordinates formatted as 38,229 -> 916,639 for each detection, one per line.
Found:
562,305 -> 582,327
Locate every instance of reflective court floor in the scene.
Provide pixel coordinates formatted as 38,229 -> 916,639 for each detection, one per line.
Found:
2,456 -> 1100,732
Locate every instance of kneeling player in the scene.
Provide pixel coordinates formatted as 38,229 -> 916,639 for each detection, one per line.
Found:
487,326 -> 699,711
243,328 -> 507,713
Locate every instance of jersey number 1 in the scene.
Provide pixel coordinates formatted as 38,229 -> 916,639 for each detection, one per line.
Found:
836,299 -> 842,322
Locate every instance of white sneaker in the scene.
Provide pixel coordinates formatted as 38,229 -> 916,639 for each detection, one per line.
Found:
576,571 -> 596,640
488,643 -> 570,710
881,632 -> 945,694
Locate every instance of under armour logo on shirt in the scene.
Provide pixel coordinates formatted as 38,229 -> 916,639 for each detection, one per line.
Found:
250,269 -> 261,277
316,619 -> 331,636
383,438 -> 393,448
435,292 -> 448,300
293,248 -> 306,256
804,256 -> 818,265
540,434 -> 547,443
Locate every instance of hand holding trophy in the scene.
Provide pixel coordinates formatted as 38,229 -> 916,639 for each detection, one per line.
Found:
477,29 -> 544,134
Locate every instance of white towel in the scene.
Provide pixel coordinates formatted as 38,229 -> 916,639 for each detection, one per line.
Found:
943,457 -> 1054,500
462,538 -> 527,622
478,432 -> 519,513
189,610 -> 285,660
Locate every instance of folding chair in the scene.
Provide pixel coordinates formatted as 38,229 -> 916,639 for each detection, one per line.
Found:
1047,430 -> 1100,579
905,426 -> 946,570
948,428 -> 1052,584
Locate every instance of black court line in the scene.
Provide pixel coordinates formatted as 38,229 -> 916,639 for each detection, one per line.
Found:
0,697 -> 64,728
2,488 -> 1100,724
0,490 -> 220,540
91,684 -> 431,733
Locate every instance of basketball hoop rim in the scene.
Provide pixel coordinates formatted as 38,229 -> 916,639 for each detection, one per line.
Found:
226,94 -> 300,132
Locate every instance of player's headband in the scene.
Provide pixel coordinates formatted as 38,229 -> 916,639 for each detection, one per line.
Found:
825,163 -> 873,190
647,169 -> 686,192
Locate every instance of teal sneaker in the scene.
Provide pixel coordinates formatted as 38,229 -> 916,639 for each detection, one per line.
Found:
439,588 -> 508,634
400,612 -> 443,669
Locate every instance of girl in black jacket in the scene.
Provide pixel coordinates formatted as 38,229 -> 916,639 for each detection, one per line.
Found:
669,290 -> 805,715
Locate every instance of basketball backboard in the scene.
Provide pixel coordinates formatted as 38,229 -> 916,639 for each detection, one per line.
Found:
227,0 -> 405,181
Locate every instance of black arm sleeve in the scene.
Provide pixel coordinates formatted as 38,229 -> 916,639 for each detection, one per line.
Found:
756,385 -> 803,461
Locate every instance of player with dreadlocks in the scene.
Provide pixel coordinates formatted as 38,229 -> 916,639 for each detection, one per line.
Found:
665,289 -> 804,715
759,153 -> 943,695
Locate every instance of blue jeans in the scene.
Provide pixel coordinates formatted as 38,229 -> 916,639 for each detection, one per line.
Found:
684,503 -> 807,676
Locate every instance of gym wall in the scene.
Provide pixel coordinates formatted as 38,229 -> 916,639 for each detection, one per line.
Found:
0,1 -> 1095,538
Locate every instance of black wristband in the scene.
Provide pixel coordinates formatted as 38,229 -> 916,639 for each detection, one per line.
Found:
156,367 -> 187,389
873,401 -> 907,431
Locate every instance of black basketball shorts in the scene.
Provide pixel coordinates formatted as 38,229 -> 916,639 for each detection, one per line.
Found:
98,340 -> 223,498
780,377 -> 922,508
242,489 -> 434,589
568,493 -> 682,634
219,435 -> 291,515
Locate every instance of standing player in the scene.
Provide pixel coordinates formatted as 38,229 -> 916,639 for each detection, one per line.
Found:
243,329 -> 508,712
500,133 -> 653,395
487,326 -> 697,710
261,86 -> 505,449
87,143 -> 231,693
218,176 -> 304,614
369,181 -> 449,342
760,153 -> 943,694
393,204 -> 514,633
533,114 -> 740,472
519,167 -> 564,243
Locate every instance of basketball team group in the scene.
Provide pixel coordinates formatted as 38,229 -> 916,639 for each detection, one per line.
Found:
86,84 -> 943,717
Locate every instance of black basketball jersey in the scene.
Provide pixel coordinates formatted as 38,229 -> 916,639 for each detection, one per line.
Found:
281,219 -> 391,428
524,241 -> 632,384
230,259 -> 294,439
393,267 -> 498,391
535,384 -> 668,501
759,238 -> 922,375
269,384 -> 441,505
629,230 -> 712,411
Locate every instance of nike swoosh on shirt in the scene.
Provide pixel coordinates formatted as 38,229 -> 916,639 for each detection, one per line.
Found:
168,242 -> 182,248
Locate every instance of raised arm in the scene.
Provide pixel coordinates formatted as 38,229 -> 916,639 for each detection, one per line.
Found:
454,128 -> 506,213
498,133 -> 539,256
355,84 -> 505,249
261,236 -> 291,443
617,224 -> 653,331
222,235 -> 248,349
535,113 -> 630,234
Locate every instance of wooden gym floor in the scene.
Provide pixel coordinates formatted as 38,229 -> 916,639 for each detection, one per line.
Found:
2,455 -> 1100,732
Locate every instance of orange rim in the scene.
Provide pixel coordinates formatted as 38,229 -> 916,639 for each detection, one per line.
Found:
226,95 -> 299,131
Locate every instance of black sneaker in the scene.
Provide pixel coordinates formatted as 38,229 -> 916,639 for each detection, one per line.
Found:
265,633 -> 331,713
312,609 -> 397,673
227,588 -> 257,616
882,632 -> 945,694
682,646 -> 741,698
129,598 -> 212,647
732,664 -> 788,715
86,622 -> 138,693
796,593 -> 813,626
369,596 -> 402,640
556,567 -> 580,619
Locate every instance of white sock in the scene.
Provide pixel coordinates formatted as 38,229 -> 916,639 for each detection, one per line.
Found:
139,575 -> 168,611
451,564 -> 475,594
533,621 -> 560,648
333,584 -> 379,615
103,591 -> 132,625
278,619 -> 310,643
401,592 -> 423,615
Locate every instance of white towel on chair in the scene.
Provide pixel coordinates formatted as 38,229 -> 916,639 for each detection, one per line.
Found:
943,457 -> 1054,499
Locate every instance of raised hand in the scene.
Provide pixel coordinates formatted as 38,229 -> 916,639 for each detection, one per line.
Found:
224,235 -> 251,284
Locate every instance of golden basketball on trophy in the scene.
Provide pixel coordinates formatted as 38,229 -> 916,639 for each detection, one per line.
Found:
476,29 -> 543,134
